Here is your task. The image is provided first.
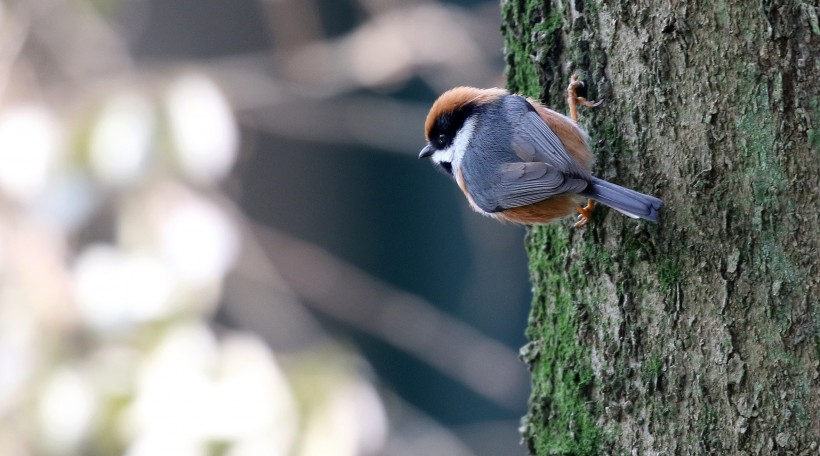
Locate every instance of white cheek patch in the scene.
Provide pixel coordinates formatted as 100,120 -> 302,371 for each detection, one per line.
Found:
431,116 -> 476,169
431,147 -> 454,164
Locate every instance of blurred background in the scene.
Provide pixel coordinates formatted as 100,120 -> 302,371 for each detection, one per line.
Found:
0,0 -> 534,454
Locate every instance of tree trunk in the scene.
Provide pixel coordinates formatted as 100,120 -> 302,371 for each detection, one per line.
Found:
501,0 -> 820,454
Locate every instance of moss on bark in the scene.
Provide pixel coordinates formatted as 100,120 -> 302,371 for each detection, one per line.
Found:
502,0 -> 820,454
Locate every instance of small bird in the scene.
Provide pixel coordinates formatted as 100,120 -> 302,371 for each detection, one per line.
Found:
418,80 -> 663,227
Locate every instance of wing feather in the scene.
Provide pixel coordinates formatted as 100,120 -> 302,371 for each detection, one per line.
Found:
490,162 -> 588,209
512,109 -> 592,179
460,96 -> 593,213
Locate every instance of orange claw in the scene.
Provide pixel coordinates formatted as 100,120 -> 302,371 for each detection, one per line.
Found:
573,199 -> 596,228
566,74 -> 602,123
568,74 -> 601,228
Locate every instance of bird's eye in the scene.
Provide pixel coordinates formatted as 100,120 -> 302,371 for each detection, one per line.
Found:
437,133 -> 447,145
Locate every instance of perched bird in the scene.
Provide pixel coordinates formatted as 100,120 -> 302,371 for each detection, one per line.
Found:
418,80 -> 663,227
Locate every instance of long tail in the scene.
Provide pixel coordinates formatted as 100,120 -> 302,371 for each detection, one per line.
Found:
580,177 -> 663,222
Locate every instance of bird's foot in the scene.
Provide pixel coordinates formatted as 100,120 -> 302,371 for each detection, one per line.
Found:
573,199 -> 596,228
567,74 -> 602,123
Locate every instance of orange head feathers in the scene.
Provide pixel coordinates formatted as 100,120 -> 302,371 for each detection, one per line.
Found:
423,87 -> 507,142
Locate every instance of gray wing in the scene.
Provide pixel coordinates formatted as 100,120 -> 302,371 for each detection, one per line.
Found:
489,162 -> 589,210
466,160 -> 589,213
511,107 -> 592,179
468,101 -> 592,212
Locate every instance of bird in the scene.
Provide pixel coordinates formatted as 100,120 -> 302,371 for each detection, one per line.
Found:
418,78 -> 663,227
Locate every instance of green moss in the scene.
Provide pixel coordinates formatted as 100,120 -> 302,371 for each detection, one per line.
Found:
502,0 -> 566,99
580,235 -> 614,275
734,79 -> 808,304
806,5 -> 820,35
501,0 -> 541,97
809,129 -> 819,149
737,80 -> 782,205
809,98 -> 820,153
695,404 -> 721,452
521,226 -> 601,456
617,229 -> 654,266
539,5 -> 565,49
504,1 -> 604,454
658,258 -> 682,292
596,121 -> 632,160
715,0 -> 731,28
642,353 -> 664,386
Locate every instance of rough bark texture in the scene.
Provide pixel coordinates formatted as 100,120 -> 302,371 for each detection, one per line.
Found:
501,0 -> 820,454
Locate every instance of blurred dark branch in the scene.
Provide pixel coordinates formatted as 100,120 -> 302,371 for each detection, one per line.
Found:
237,93 -> 430,155
244,218 -> 529,410
223,222 -> 330,352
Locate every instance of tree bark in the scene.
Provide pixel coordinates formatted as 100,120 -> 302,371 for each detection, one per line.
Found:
501,0 -> 820,454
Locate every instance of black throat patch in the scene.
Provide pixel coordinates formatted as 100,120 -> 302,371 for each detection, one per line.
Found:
438,161 -> 453,176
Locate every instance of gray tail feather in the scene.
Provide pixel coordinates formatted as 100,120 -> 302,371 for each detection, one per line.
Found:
580,177 -> 663,222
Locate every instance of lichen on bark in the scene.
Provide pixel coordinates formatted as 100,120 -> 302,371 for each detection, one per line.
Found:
502,0 -> 820,454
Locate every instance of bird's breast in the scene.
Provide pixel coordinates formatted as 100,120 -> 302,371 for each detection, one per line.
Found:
456,167 -> 492,216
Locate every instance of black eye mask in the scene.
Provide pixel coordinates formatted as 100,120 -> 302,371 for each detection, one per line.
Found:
429,103 -> 476,151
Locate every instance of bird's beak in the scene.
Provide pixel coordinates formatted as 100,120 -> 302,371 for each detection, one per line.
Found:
419,144 -> 434,159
